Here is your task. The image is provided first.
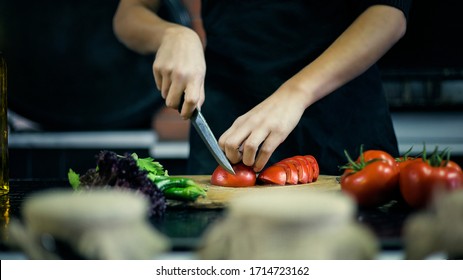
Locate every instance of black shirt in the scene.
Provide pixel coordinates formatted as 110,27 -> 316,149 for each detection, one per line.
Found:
187,0 -> 412,175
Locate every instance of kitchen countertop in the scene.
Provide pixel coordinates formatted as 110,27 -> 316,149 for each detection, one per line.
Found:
0,178 -> 414,259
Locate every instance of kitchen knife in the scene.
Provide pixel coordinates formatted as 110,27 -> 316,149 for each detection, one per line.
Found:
178,97 -> 236,175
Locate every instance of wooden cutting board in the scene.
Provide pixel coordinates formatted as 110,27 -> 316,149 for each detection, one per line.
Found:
167,175 -> 341,209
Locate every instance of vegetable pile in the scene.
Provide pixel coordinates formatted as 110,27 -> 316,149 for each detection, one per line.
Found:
339,145 -> 463,209
68,150 -> 206,217
210,154 -> 320,187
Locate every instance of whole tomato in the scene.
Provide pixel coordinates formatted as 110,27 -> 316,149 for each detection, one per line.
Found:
400,159 -> 463,208
444,160 -> 463,173
211,162 -> 256,187
396,156 -> 421,171
340,148 -> 400,207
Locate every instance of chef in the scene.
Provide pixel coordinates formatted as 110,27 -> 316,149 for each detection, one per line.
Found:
113,0 -> 412,175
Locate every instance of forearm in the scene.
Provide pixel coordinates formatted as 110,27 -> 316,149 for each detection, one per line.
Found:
284,5 -> 407,108
113,0 -> 186,54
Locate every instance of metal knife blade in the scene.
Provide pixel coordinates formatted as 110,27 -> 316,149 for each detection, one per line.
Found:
177,95 -> 235,174
190,109 -> 236,175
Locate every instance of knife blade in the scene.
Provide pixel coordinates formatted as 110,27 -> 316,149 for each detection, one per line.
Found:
178,97 -> 235,175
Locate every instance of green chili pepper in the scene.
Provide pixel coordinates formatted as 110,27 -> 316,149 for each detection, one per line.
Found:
154,176 -> 206,201
155,177 -> 196,191
163,185 -> 207,201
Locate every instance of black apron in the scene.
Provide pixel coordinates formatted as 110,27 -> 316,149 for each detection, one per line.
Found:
187,0 -> 411,175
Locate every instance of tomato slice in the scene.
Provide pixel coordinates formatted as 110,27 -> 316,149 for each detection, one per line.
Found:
257,165 -> 287,185
281,157 -> 309,184
275,161 -> 298,185
304,155 -> 319,182
291,155 -> 314,183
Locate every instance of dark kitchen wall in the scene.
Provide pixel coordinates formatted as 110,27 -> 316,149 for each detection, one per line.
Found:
2,0 -> 192,179
380,0 -> 463,72
378,0 -> 463,111
0,0 -> 164,131
1,0 -> 462,125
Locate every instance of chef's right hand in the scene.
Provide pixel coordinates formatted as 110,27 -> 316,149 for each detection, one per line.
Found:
153,26 -> 206,119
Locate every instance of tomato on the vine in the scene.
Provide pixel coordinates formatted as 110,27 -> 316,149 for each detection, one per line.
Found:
444,160 -> 463,173
211,162 -> 256,187
399,147 -> 463,208
396,156 -> 420,171
340,147 -> 400,207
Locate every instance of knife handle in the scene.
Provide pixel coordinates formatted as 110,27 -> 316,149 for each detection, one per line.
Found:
177,94 -> 198,116
177,94 -> 185,114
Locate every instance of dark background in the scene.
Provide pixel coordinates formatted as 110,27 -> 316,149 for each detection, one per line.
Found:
0,0 -> 174,131
1,0 -> 463,131
379,0 -> 463,73
1,0 -> 463,178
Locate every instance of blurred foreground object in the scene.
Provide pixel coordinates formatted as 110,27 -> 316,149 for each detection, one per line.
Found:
403,189 -> 463,259
198,190 -> 378,259
7,189 -> 170,259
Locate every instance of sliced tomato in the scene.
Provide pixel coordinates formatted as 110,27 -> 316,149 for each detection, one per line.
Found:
211,162 -> 256,187
257,165 -> 287,185
258,154 -> 320,186
292,155 -> 314,183
275,161 -> 298,185
282,156 -> 310,183
304,155 -> 319,181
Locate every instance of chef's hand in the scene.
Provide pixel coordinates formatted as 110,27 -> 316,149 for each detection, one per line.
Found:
153,26 -> 206,119
218,85 -> 307,172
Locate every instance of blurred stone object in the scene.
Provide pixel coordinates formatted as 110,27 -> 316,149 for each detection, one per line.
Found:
197,190 -> 378,259
7,189 -> 170,259
403,189 -> 463,259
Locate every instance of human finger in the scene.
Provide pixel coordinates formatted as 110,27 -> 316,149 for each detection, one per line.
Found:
219,123 -> 250,164
165,78 -> 186,111
253,133 -> 282,172
240,129 -> 270,168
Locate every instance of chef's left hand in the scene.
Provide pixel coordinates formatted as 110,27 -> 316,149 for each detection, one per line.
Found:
218,85 -> 307,172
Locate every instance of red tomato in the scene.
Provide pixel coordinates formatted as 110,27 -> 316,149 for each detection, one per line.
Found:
280,157 -> 309,184
304,155 -> 319,182
396,156 -> 420,171
257,165 -> 287,185
275,161 -> 299,185
292,155 -> 314,183
443,160 -> 463,173
399,159 -> 463,208
340,150 -> 400,207
211,163 -> 256,187
257,154 -> 320,185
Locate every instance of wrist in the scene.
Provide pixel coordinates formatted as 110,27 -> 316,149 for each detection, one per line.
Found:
279,79 -> 320,110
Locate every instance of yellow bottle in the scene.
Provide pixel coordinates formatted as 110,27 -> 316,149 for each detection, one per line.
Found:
0,51 -> 9,195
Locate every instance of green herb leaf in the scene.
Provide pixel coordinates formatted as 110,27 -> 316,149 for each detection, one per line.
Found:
67,168 -> 81,191
132,153 -> 168,177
